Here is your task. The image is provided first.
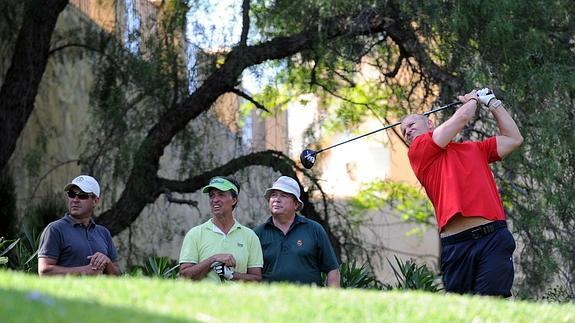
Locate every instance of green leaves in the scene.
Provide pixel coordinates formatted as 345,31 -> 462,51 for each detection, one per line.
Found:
349,180 -> 434,226
384,256 -> 441,292
128,256 -> 180,279
337,258 -> 381,289
0,227 -> 41,273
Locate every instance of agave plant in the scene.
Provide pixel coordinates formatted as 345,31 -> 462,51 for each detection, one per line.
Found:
0,237 -> 20,267
11,226 -> 40,273
323,258 -> 382,289
0,226 -> 40,272
385,256 -> 442,292
144,256 -> 180,279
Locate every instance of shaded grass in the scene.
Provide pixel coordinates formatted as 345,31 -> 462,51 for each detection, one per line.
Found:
0,270 -> 573,322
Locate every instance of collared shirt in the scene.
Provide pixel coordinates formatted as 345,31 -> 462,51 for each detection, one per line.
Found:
38,213 -> 118,266
408,132 -> 506,230
254,215 -> 339,286
179,219 -> 263,283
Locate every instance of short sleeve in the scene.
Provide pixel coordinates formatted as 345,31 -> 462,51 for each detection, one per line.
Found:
104,228 -> 118,262
179,229 -> 199,264
315,223 -> 339,272
247,231 -> 263,268
477,136 -> 501,163
37,223 -> 62,260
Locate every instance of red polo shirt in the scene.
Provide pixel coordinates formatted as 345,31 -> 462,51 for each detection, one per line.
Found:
408,132 -> 506,231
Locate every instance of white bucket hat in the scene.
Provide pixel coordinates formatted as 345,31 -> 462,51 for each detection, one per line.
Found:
64,175 -> 101,198
264,176 -> 304,211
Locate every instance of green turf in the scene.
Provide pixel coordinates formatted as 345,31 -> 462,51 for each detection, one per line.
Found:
0,270 -> 573,322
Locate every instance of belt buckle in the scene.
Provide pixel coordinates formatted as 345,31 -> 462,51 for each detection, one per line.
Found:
471,227 -> 483,239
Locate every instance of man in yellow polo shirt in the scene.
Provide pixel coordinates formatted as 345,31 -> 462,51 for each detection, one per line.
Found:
179,176 -> 263,283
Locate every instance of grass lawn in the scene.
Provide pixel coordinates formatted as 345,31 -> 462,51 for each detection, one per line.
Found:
0,270 -> 573,322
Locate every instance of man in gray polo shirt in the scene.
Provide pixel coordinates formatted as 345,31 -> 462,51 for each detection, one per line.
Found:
37,175 -> 120,276
254,176 -> 340,287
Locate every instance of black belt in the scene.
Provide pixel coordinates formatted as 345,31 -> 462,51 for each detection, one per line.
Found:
441,220 -> 507,245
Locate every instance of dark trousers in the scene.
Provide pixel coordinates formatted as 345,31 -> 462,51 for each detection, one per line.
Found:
440,221 -> 516,297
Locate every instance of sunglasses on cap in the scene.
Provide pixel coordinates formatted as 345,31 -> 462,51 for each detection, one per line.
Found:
66,191 -> 94,200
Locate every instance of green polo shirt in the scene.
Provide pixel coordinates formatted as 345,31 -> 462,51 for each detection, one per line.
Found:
179,219 -> 263,283
254,215 -> 339,286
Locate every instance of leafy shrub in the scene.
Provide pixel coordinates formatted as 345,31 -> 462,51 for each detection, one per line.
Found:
339,259 -> 382,289
128,256 -> 179,279
0,194 -> 65,273
9,226 -> 40,273
384,256 -> 442,292
0,226 -> 40,273
0,237 -> 19,267
322,258 -> 382,289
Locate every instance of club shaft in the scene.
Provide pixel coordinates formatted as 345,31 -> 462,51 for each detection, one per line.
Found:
315,101 -> 461,154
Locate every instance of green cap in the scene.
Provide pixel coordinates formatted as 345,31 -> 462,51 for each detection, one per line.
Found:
202,177 -> 239,195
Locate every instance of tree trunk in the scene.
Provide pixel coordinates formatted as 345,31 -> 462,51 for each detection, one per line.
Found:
0,0 -> 69,172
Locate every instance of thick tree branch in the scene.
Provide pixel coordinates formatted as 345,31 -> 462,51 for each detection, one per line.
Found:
0,0 -> 69,172
158,150 -> 294,194
98,150 -> 295,235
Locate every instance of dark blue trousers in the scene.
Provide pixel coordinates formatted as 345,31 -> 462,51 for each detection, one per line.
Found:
440,221 -> 516,297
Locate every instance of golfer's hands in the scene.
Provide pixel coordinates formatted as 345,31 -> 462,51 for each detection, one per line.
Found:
87,252 -> 111,272
458,90 -> 479,104
211,262 -> 234,280
477,87 -> 501,110
209,253 -> 236,267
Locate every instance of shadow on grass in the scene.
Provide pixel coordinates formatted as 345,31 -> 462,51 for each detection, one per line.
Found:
0,287 -> 194,323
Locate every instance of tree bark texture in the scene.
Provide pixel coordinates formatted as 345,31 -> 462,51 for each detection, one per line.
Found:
0,0 -> 70,171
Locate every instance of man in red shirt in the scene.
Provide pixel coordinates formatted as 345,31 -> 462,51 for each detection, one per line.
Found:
400,89 -> 523,296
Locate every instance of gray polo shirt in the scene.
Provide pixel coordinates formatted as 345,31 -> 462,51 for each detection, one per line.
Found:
254,215 -> 339,286
38,213 -> 118,267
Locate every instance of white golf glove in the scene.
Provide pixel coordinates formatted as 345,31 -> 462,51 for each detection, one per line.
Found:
211,262 -> 234,280
476,87 -> 502,111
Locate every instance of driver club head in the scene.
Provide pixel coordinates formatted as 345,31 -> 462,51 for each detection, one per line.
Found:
300,149 -> 317,169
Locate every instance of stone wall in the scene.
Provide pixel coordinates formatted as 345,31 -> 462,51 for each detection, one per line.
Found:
7,4 -> 105,208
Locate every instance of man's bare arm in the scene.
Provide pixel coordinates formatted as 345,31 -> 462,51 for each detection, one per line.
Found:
433,91 -> 479,148
492,106 -> 523,158
326,269 -> 340,288
38,257 -> 103,276
231,267 -> 262,282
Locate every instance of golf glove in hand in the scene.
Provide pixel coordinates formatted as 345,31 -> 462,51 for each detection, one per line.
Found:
211,262 -> 234,280
477,87 -> 502,111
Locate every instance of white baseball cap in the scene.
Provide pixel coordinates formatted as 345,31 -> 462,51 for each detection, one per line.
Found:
264,176 -> 304,211
64,175 -> 100,198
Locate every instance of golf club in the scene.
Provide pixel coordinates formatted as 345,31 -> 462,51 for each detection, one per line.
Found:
300,101 -> 461,169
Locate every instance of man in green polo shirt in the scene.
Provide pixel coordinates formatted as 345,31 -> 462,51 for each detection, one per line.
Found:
254,176 -> 340,287
178,176 -> 263,283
